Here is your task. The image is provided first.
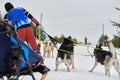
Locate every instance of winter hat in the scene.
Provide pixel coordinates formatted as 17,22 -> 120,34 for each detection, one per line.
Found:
4,2 -> 14,12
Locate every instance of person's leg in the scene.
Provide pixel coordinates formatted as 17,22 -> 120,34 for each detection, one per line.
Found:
18,27 -> 41,53
26,27 -> 38,50
40,73 -> 48,80
17,28 -> 27,41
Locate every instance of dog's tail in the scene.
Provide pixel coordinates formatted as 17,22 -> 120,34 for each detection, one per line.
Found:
108,41 -> 120,77
108,41 -> 117,58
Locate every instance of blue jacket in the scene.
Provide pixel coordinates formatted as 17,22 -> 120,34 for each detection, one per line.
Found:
4,7 -> 30,29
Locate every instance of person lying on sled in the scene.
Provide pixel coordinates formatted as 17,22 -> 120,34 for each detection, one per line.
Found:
4,2 -> 50,80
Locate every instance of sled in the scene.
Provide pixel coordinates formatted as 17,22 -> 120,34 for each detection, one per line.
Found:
0,21 -> 43,80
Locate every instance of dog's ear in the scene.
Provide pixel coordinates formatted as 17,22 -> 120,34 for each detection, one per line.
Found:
96,43 -> 102,49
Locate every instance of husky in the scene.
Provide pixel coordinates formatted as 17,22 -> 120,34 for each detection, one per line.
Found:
55,36 -> 75,72
43,38 -> 55,58
89,41 -> 120,77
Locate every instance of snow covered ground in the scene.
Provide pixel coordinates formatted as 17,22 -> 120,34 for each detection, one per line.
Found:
4,45 -> 120,80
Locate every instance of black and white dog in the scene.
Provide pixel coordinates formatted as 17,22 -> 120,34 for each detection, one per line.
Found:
89,41 -> 120,77
55,36 -> 75,72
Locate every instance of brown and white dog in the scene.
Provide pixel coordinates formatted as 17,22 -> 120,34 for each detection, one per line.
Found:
89,41 -> 120,77
43,38 -> 55,58
55,36 -> 75,72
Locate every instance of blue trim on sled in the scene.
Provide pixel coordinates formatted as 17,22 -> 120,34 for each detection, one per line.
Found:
10,36 -> 42,69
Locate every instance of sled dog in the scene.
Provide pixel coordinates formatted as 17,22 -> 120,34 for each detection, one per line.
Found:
43,38 -> 55,58
89,41 -> 120,77
55,36 -> 75,72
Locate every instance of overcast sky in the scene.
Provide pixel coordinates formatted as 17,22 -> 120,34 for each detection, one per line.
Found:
0,0 -> 120,44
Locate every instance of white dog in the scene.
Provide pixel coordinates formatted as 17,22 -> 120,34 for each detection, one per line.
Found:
43,38 -> 55,58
